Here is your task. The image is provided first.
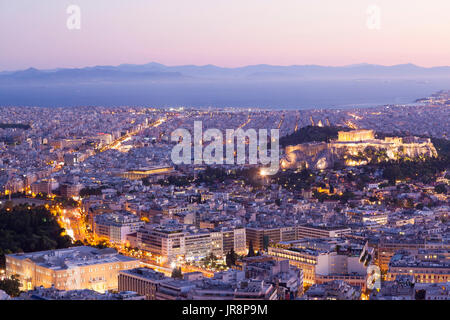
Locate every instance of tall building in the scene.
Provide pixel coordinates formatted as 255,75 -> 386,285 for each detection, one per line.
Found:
245,224 -> 351,252
59,182 -> 83,198
137,222 -> 186,263
94,211 -> 145,244
210,227 -> 246,256
296,225 -> 352,239
31,178 -> 58,195
184,228 -> 212,262
137,222 -> 226,263
268,239 -> 367,288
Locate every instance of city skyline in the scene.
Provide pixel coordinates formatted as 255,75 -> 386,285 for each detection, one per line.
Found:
1,100 -> 449,302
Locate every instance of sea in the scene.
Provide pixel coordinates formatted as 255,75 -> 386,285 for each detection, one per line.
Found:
1,78 -> 449,109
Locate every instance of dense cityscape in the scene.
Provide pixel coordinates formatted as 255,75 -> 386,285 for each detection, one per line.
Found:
0,93 -> 449,300
2,5 -> 450,320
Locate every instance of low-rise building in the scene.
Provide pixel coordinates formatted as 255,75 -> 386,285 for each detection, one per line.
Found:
5,246 -> 140,292
386,250 -> 450,283
18,286 -> 144,300
118,268 -> 166,300
302,280 -> 361,300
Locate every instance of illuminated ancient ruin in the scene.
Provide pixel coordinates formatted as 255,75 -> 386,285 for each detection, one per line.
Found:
281,129 -> 438,170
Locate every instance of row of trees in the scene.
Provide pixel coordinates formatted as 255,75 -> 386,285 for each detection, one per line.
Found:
0,123 -> 31,130
381,158 -> 448,184
225,241 -> 260,267
0,275 -> 21,297
272,168 -> 316,192
79,187 -> 104,197
313,189 -> 356,203
347,146 -> 389,164
0,204 -> 73,269
279,125 -> 350,147
153,166 -> 265,189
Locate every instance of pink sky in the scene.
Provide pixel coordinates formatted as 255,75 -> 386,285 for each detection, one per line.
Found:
1,0 -> 450,71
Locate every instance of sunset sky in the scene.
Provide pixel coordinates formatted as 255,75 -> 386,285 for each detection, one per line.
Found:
1,0 -> 450,71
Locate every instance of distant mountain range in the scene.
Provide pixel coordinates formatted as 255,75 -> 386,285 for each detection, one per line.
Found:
2,62 -> 450,84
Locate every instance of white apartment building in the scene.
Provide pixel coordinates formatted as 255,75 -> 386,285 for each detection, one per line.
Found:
94,211 -> 145,244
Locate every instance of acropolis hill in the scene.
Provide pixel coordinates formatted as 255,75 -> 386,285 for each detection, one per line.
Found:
280,129 -> 438,170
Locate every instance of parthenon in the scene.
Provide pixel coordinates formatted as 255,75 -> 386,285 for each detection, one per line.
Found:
281,129 -> 438,170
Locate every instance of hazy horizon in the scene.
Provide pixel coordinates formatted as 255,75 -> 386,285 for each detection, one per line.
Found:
2,1 -> 450,108
2,1 -> 450,71
4,61 -> 450,74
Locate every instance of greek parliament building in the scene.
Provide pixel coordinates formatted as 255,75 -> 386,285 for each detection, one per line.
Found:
5,246 -> 140,292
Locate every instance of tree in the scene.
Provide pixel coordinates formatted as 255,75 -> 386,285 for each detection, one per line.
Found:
2,200 -> 14,210
201,253 -> 218,268
247,241 -> 256,257
434,184 -> 447,194
0,275 -> 21,297
141,178 -> 151,186
72,240 -> 85,247
93,240 -> 110,249
0,205 -> 73,269
226,248 -> 237,267
415,203 -> 424,210
329,184 -> 335,194
340,190 -> 355,204
279,125 -> 350,147
171,267 -> 183,279
0,123 -> 31,130
383,165 -> 403,184
415,289 -> 426,300
79,187 -> 103,197
205,252 -> 217,262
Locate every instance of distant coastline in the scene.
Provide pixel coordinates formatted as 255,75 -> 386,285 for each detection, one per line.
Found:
1,62 -> 450,108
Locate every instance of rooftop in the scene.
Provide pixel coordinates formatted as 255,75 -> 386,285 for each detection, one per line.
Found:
7,246 -> 138,270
